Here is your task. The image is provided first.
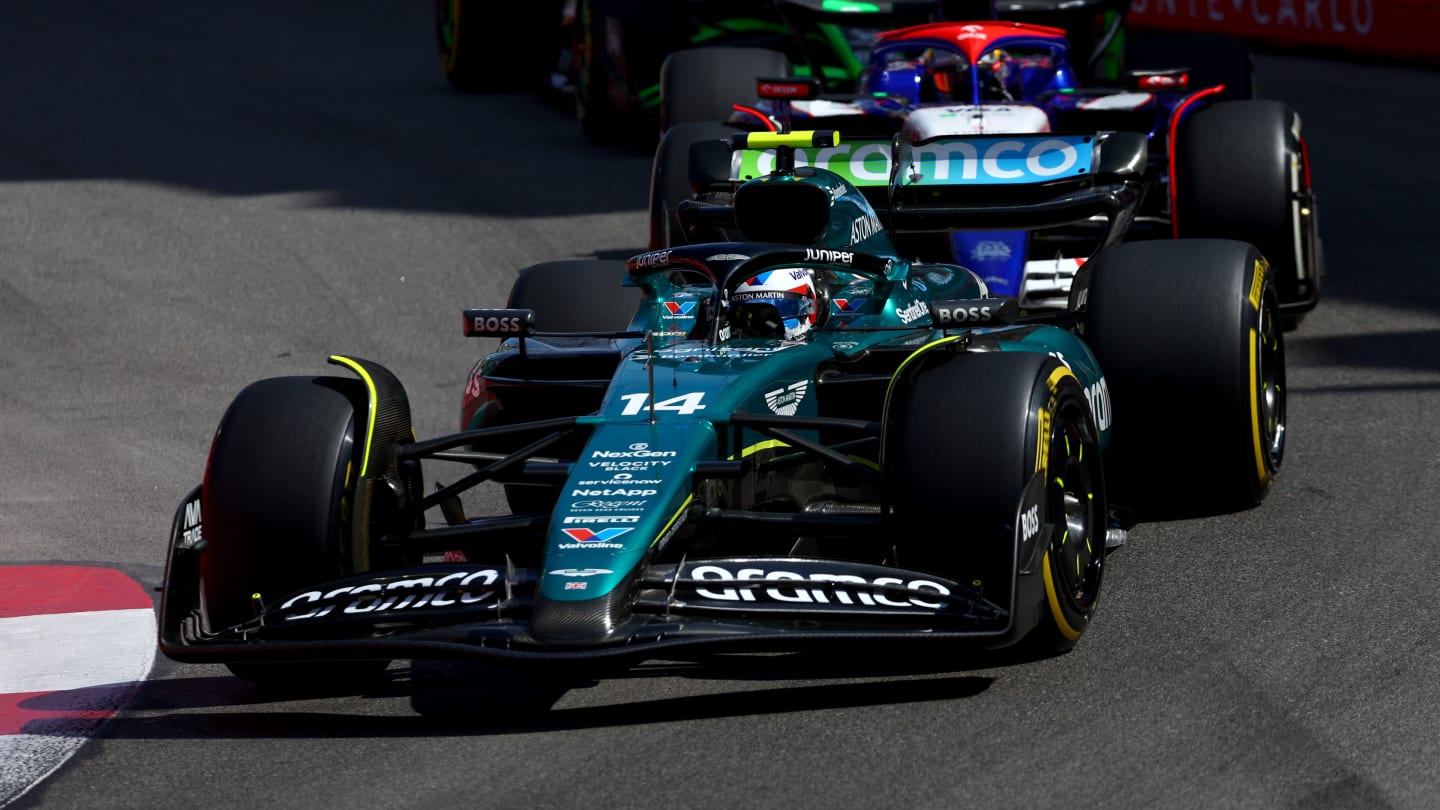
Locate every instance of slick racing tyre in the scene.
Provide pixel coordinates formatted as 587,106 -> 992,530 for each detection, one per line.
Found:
198,376 -> 395,687
499,260 -> 641,515
1175,99 -> 1320,328
648,121 -> 742,250
1076,239 -> 1286,519
575,0 -> 667,144
436,0 -> 562,93
658,46 -> 793,134
1126,31 -> 1255,100
884,351 -> 1107,654
507,259 -> 641,332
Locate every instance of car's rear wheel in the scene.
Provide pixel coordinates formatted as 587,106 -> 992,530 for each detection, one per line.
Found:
498,260 -> 641,515
575,0 -> 667,144
884,351 -> 1107,653
1077,238 -> 1286,518
507,259 -> 641,332
648,121 -> 743,249
658,46 -> 793,134
435,0 -> 562,93
1175,99 -> 1320,327
198,375 -> 396,687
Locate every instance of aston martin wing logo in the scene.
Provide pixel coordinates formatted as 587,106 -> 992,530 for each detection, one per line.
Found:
764,380 -> 809,416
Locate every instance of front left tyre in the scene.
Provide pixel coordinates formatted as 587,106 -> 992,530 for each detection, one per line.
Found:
199,375 -> 393,688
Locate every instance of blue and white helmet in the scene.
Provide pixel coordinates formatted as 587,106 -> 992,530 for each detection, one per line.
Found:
729,268 -> 823,340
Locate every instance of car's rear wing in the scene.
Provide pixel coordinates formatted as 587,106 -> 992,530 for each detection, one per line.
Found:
696,128 -> 1147,236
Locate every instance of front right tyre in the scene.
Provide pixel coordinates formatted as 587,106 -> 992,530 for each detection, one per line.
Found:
884,350 -> 1107,654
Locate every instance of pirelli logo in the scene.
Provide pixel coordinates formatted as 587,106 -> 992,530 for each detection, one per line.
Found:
1249,258 -> 1268,311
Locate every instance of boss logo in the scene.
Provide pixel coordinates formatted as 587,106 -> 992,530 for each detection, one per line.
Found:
462,309 -> 535,337
931,298 -> 1017,326
1020,505 -> 1040,541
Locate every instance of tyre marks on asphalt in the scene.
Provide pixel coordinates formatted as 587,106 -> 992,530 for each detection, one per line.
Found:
0,566 -> 155,807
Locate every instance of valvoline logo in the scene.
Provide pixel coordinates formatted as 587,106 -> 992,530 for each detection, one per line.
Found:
833,298 -> 868,312
663,301 -> 697,316
561,527 -> 633,543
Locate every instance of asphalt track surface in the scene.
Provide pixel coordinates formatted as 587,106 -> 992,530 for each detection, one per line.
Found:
2,2 -> 1439,808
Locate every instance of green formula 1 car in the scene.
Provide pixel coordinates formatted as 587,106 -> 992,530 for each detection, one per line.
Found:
158,126 -> 1285,692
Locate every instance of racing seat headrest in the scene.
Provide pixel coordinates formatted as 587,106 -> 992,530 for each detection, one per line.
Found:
734,180 -> 830,245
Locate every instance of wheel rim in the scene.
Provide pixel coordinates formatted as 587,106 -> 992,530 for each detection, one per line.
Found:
577,0 -> 601,124
437,0 -> 458,61
1256,293 -> 1287,469
1048,414 -> 1103,612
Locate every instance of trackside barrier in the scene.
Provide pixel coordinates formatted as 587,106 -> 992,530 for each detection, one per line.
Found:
1127,0 -> 1440,62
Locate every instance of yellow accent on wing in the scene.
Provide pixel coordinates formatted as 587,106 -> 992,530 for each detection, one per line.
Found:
328,355 -> 378,477
879,335 -> 965,434
652,495 -> 694,549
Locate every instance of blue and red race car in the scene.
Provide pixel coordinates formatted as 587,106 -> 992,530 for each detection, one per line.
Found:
651,18 -> 1321,324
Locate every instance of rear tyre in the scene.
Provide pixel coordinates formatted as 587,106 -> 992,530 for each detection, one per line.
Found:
199,376 -> 396,686
1126,31 -> 1255,100
1176,99 -> 1320,327
648,121 -> 743,249
501,260 -> 641,514
507,259 -> 641,332
576,0 -> 667,145
436,0 -> 562,93
659,46 -> 793,133
885,351 -> 1107,653
1078,239 -> 1286,519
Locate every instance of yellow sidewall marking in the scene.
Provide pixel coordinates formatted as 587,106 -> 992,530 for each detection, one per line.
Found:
1248,257 -> 1268,311
1041,365 -> 1085,638
1042,551 -> 1084,641
1038,366 -> 1075,475
1248,327 -> 1268,484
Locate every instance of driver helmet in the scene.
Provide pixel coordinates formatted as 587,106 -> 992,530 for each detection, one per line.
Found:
729,268 -> 824,340
931,48 -> 1017,102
